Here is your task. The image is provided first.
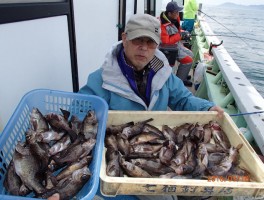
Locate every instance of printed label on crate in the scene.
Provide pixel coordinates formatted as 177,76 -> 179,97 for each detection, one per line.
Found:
141,184 -> 235,195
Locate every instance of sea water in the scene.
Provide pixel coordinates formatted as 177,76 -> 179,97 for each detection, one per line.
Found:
201,6 -> 264,98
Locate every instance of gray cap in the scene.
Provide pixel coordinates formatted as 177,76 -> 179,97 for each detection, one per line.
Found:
125,14 -> 160,44
166,2 -> 183,12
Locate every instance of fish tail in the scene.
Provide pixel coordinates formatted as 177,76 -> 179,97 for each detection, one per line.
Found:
68,129 -> 77,142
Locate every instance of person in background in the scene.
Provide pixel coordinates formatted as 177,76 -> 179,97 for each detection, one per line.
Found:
78,13 -> 223,200
182,0 -> 198,33
160,1 -> 193,87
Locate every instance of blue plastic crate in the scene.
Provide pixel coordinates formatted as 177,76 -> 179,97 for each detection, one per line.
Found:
0,89 -> 108,200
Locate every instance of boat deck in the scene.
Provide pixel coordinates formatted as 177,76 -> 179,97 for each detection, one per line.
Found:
172,64 -> 196,94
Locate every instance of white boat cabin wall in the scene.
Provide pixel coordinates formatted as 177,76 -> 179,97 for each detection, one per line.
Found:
0,0 -> 171,131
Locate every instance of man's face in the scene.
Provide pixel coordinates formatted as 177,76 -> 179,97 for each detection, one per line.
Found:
122,33 -> 157,71
168,11 -> 179,20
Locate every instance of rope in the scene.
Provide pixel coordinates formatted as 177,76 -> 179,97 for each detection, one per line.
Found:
229,111 -> 264,117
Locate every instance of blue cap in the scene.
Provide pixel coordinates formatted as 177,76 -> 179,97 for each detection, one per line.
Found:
166,2 -> 183,12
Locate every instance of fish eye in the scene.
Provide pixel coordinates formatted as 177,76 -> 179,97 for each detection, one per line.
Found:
81,174 -> 90,180
135,161 -> 140,166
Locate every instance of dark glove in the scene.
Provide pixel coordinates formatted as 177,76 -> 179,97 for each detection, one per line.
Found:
181,31 -> 191,41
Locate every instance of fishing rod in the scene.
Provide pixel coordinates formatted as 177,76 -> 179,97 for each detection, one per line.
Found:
229,110 -> 264,117
191,33 -> 264,43
198,9 -> 263,56
198,10 -> 252,47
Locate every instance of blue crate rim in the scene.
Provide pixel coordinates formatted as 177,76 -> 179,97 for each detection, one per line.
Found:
1,88 -> 108,139
0,88 -> 109,200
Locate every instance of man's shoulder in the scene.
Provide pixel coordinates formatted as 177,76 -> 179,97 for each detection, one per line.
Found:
91,68 -> 103,75
89,68 -> 103,80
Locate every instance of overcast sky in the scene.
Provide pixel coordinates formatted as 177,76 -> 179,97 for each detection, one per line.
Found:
162,0 -> 263,11
197,0 -> 264,5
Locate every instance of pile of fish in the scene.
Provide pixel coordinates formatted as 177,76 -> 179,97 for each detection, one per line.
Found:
105,118 -> 250,180
4,107 -> 98,200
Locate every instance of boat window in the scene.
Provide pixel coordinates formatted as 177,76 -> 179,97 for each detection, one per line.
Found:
155,0 -> 164,17
118,0 -> 137,41
126,0 -> 135,24
144,0 -> 156,16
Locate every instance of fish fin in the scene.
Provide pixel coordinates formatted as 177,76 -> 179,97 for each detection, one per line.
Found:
36,189 -> 58,199
58,178 -> 71,188
141,118 -> 154,124
15,142 -> 31,156
67,129 -> 78,142
60,108 -> 70,120
126,121 -> 135,126
236,143 -> 243,150
50,175 -> 58,186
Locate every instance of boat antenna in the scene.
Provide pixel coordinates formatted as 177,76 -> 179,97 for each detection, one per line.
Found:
198,10 -> 251,47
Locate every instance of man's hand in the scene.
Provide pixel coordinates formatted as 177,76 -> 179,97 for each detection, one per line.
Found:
181,31 -> 191,41
209,106 -> 224,118
47,193 -> 60,200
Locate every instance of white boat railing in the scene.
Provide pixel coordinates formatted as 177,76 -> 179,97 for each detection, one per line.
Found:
198,18 -> 264,155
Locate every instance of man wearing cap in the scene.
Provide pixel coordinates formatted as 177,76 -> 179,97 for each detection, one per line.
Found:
79,14 -> 223,115
160,1 -> 193,87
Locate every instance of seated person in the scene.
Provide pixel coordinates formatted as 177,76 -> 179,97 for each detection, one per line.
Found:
160,1 -> 193,87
